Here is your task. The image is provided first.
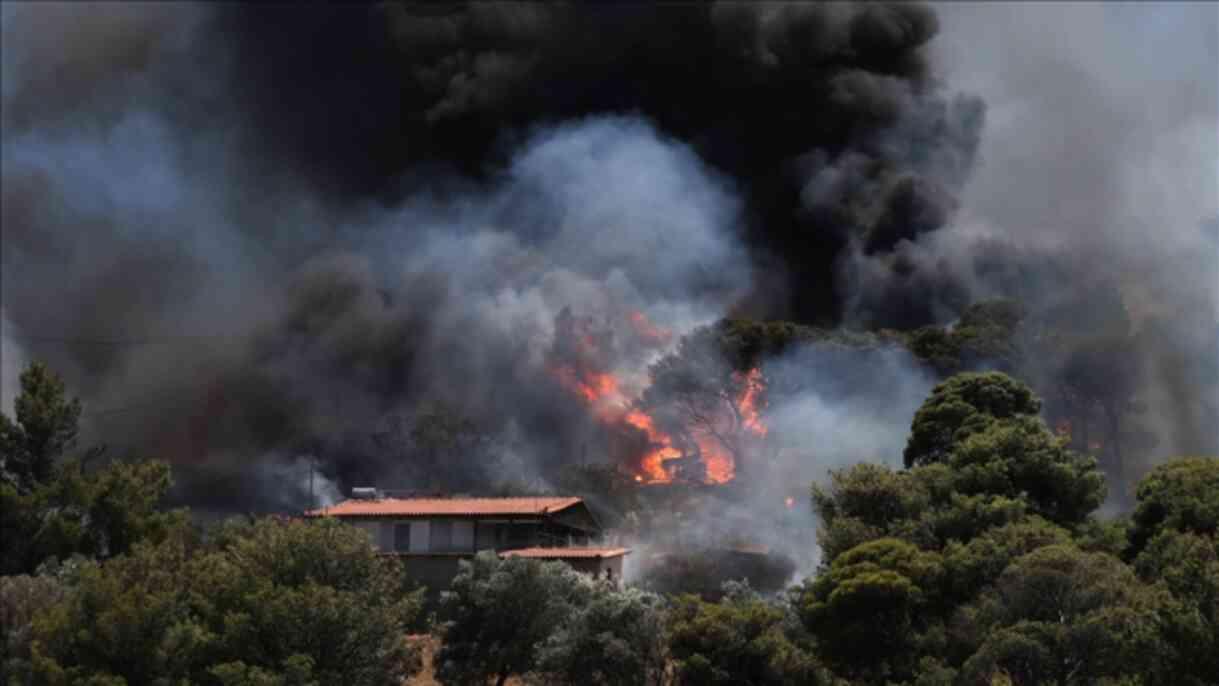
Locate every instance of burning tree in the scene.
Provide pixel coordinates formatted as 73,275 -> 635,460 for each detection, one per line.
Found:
636,326 -> 768,484
546,310 -> 768,485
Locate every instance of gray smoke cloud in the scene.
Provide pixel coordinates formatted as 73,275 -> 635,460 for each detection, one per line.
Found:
755,343 -> 937,571
1,0 -> 1214,526
835,3 -> 1217,481
845,5 -> 1216,293
616,341 -> 937,584
943,2 -> 1216,463
0,1 -> 756,511
618,1 -> 1217,571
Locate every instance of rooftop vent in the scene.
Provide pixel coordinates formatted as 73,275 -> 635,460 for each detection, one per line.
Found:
350,487 -> 379,500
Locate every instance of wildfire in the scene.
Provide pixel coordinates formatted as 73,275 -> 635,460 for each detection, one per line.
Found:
627,310 -> 673,346
549,309 -> 768,485
573,371 -> 620,405
553,361 -> 695,483
697,436 -> 736,484
624,370 -> 767,485
625,409 -> 683,481
738,368 -> 768,437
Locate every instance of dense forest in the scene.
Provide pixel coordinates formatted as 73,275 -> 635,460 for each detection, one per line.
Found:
3,353 -> 1216,685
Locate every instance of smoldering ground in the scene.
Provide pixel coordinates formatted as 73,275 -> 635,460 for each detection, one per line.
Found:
1,1 -> 1215,521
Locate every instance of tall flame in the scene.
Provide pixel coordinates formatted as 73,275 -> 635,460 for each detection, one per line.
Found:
625,409 -> 683,481
738,367 -> 767,437
549,311 -> 768,484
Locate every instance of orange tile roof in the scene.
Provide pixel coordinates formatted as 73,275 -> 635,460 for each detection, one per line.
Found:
306,496 -> 584,518
499,547 -> 631,559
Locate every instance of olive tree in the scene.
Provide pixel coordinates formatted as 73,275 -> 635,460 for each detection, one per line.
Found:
535,585 -> 668,686
435,552 -> 592,686
668,583 -> 830,686
27,517 -> 424,685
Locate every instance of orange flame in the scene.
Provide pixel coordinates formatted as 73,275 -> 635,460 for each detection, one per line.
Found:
738,368 -> 768,437
627,310 -> 673,346
693,433 -> 736,484
577,372 -> 619,404
625,409 -> 683,481
549,312 -> 768,485
551,366 -> 693,482
551,367 -> 622,421
552,363 -> 766,484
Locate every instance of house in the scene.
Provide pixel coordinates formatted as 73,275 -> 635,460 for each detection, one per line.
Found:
304,492 -> 629,589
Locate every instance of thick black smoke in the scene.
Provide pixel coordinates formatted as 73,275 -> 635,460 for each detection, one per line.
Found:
926,2 -> 1218,469
2,2 -> 1213,513
2,1 -> 981,510
218,1 -> 984,323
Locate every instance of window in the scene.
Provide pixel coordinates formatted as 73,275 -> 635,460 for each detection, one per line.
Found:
431,520 -> 453,552
394,523 -> 411,552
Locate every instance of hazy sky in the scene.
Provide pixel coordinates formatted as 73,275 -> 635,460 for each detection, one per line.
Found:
934,1 -> 1216,259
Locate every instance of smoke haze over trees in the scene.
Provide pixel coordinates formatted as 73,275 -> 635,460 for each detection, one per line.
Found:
1,1 -> 1215,517
5,361 -> 1218,684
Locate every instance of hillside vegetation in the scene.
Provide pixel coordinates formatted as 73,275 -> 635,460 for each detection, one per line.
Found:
3,361 -> 1216,685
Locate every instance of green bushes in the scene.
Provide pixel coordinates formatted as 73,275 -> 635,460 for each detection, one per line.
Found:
667,583 -> 832,686
6,363 -> 1217,686
16,518 -> 424,686
796,373 -> 1216,684
436,552 -> 667,686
